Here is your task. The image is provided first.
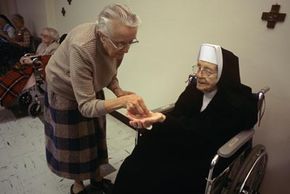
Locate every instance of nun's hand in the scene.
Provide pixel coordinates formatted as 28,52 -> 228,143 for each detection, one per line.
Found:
127,111 -> 166,129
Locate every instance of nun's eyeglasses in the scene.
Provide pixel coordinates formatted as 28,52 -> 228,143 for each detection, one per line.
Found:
103,34 -> 139,50
192,65 -> 217,77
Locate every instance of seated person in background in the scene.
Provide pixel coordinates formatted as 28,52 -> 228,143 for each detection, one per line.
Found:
0,14 -> 31,70
0,14 -> 16,42
19,27 -> 59,65
0,27 -> 59,107
10,14 -> 31,49
112,43 -> 258,194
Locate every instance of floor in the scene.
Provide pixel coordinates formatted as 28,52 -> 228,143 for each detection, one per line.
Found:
0,106 -> 136,194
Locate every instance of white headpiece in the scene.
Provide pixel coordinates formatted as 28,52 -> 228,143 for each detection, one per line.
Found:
198,43 -> 223,81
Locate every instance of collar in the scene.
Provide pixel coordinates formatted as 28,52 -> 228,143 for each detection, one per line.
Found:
200,88 -> 218,112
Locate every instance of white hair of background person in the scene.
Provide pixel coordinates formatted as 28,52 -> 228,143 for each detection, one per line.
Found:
97,3 -> 141,37
42,27 -> 59,42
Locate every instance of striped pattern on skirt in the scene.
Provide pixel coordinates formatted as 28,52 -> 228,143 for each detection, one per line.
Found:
44,88 -> 108,180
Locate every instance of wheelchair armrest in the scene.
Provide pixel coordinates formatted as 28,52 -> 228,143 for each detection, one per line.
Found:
217,129 -> 255,158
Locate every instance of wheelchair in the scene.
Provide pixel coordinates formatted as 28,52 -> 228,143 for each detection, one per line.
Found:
134,75 -> 269,194
17,57 -> 46,117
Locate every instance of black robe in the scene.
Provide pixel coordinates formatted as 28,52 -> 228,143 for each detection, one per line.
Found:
112,48 -> 258,194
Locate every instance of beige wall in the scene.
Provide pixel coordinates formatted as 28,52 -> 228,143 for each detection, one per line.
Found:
13,0 -> 290,193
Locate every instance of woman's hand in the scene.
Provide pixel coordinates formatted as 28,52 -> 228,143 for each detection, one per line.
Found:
114,88 -> 134,97
122,94 -> 150,116
127,111 -> 166,129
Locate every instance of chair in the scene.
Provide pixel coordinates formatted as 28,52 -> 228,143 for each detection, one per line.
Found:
204,85 -> 269,194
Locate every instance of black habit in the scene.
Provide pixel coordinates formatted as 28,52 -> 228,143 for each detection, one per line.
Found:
112,48 -> 258,194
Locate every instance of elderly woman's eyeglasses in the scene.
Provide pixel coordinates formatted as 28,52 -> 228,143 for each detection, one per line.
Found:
104,35 -> 139,50
40,33 -> 50,38
192,65 -> 217,77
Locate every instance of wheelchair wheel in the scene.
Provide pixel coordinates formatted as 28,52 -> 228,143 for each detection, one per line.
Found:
28,102 -> 41,117
18,92 -> 32,108
227,144 -> 267,194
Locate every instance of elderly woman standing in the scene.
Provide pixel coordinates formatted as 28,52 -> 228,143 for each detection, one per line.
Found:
113,43 -> 258,194
44,3 -> 149,194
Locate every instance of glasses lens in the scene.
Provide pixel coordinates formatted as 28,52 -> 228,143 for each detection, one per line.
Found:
192,65 -> 215,77
130,39 -> 139,44
117,39 -> 139,49
104,32 -> 139,50
192,65 -> 199,74
41,33 -> 50,38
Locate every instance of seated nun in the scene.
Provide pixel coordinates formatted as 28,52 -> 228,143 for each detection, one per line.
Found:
112,43 -> 258,194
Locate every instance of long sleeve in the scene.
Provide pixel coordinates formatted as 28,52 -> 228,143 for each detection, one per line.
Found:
107,75 -> 120,92
70,45 -> 106,118
45,23 -> 118,118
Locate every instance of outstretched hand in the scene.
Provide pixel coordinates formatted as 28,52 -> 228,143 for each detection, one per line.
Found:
127,111 -> 166,129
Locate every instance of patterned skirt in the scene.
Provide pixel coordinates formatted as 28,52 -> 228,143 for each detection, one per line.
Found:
44,87 -> 108,180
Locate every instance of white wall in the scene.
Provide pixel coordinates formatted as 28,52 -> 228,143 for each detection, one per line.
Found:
14,0 -> 290,193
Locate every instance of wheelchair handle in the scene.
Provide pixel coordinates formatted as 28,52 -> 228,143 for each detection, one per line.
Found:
32,57 -> 40,64
24,53 -> 33,57
257,86 -> 270,101
259,86 -> 270,94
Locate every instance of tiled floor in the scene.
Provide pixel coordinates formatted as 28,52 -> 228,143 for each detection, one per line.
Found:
0,107 -> 136,194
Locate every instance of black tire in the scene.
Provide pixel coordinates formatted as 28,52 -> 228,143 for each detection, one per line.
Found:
18,92 -> 32,108
28,102 -> 41,117
227,144 -> 267,194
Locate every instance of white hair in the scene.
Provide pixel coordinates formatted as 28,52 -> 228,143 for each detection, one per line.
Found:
97,3 -> 141,36
42,27 -> 59,41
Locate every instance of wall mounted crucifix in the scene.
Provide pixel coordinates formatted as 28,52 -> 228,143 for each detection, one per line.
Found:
61,7 -> 66,16
261,4 -> 286,29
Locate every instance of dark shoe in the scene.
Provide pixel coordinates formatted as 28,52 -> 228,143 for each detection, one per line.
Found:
70,184 -> 88,194
91,178 -> 113,194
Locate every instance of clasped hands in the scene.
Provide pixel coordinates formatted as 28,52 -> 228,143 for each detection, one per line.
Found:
19,53 -> 39,65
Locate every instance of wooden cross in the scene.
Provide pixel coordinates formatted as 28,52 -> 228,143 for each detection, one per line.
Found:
61,7 -> 66,16
262,4 -> 286,29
